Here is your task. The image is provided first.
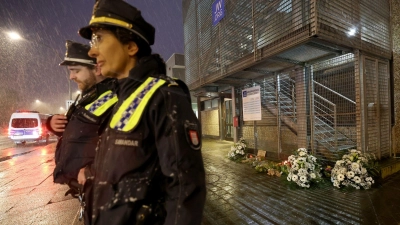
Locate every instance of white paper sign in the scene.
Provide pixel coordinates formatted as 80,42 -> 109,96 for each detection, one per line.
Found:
242,86 -> 262,121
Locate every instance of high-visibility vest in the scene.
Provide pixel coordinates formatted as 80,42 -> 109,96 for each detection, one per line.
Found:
85,90 -> 118,116
110,77 -> 166,132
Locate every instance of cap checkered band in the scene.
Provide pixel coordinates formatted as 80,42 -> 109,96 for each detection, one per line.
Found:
115,78 -> 159,130
88,92 -> 115,113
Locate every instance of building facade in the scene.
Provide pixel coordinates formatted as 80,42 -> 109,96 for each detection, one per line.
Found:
183,0 -> 396,161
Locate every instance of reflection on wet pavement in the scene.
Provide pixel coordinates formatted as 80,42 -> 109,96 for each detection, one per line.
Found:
201,139 -> 400,225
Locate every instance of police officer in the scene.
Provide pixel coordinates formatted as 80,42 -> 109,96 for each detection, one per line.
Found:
47,40 -> 117,224
78,0 -> 206,224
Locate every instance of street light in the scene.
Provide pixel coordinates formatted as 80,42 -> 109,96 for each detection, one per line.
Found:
6,31 -> 22,40
4,30 -> 72,100
35,99 -> 40,103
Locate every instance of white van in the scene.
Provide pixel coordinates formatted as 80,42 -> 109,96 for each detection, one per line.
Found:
8,111 -> 51,145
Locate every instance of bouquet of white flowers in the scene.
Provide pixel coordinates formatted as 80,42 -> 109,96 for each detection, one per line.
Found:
331,149 -> 375,189
228,137 -> 247,162
286,148 -> 322,188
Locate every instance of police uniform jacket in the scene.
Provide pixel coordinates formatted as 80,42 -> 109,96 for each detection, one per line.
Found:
51,78 -> 117,184
92,55 -> 206,225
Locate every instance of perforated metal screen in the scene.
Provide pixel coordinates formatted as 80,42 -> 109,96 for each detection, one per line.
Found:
183,0 -> 390,90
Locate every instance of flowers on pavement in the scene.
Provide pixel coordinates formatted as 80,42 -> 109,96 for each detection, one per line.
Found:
228,137 -> 247,162
331,149 -> 375,189
286,148 -> 322,188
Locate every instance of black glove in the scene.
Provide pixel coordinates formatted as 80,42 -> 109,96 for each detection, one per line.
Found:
64,179 -> 82,198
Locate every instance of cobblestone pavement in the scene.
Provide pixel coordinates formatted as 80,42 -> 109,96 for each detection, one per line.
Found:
201,139 -> 400,225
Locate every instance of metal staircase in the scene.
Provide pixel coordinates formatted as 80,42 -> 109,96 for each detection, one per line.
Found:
260,75 -> 356,152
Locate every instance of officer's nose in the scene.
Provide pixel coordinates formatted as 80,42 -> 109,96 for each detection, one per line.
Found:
88,47 -> 98,58
69,72 -> 76,80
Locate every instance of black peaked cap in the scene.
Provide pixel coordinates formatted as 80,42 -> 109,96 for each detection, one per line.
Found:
79,0 -> 155,46
59,40 -> 96,66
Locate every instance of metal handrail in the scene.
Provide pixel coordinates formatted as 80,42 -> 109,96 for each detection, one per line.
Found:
313,81 -> 356,105
313,92 -> 337,151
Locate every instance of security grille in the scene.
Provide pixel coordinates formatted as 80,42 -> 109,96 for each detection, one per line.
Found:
311,53 -> 357,161
183,0 -> 390,90
186,0 -> 392,161
362,56 -> 391,158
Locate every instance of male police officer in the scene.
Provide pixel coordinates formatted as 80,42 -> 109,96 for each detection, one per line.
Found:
78,0 -> 206,224
47,40 -> 117,224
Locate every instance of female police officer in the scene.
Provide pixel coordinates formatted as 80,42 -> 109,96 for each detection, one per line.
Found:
78,0 -> 206,224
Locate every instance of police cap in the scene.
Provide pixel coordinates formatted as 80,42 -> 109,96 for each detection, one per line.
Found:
79,0 -> 155,46
59,40 -> 96,66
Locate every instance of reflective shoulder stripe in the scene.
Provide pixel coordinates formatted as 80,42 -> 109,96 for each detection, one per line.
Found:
110,77 -> 166,131
85,90 -> 118,116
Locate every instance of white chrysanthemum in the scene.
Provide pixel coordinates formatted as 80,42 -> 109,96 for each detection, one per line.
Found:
292,174 -> 298,181
337,174 -> 345,181
351,163 -> 359,170
299,151 -> 306,156
310,173 -> 316,179
353,176 -> 361,183
238,146 -> 242,150
287,175 -> 292,181
300,176 -> 307,182
346,171 -> 355,178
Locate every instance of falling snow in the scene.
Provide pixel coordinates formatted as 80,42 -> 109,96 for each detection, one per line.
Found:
0,0 -> 184,128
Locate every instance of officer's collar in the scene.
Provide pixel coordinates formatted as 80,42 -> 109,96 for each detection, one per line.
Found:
128,54 -> 166,82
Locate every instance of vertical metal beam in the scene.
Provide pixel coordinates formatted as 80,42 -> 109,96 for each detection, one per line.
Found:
197,96 -> 202,128
356,50 -> 366,153
218,96 -> 224,141
251,0 -> 258,61
308,64 -> 315,155
232,86 -> 238,143
276,74 -> 281,158
376,59 -> 382,159
296,66 -> 307,149
310,0 -> 318,36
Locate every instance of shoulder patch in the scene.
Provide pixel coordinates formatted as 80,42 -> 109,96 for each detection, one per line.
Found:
184,121 -> 201,150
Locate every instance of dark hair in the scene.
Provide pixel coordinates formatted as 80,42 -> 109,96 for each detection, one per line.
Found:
93,25 -> 152,59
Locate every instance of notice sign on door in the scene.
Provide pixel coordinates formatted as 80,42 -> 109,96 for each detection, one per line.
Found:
242,86 -> 262,121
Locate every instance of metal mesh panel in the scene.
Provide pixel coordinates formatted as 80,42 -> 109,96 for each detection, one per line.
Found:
183,0 -> 199,86
311,53 -> 357,160
364,58 -> 379,155
183,0 -> 312,90
255,0 -> 311,49
219,1 -> 253,77
378,61 -> 390,157
317,0 -> 391,58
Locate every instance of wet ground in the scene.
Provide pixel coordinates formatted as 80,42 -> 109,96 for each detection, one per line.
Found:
1,138 -> 399,224
201,139 -> 400,225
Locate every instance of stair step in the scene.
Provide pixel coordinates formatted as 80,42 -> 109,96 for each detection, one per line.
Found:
318,136 -> 349,142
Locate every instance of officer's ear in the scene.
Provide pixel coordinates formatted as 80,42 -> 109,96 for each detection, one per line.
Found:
126,41 -> 139,57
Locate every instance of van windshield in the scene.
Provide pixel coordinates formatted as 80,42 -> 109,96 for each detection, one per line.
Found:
11,118 -> 38,128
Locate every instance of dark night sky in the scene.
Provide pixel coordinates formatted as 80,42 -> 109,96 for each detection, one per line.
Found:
0,0 -> 184,124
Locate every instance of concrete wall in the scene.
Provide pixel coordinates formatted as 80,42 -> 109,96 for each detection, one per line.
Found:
392,0 -> 400,156
201,109 -> 219,137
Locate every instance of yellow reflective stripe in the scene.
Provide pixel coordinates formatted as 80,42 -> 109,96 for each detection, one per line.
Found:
110,77 -> 166,131
90,16 -> 132,29
85,91 -> 118,116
